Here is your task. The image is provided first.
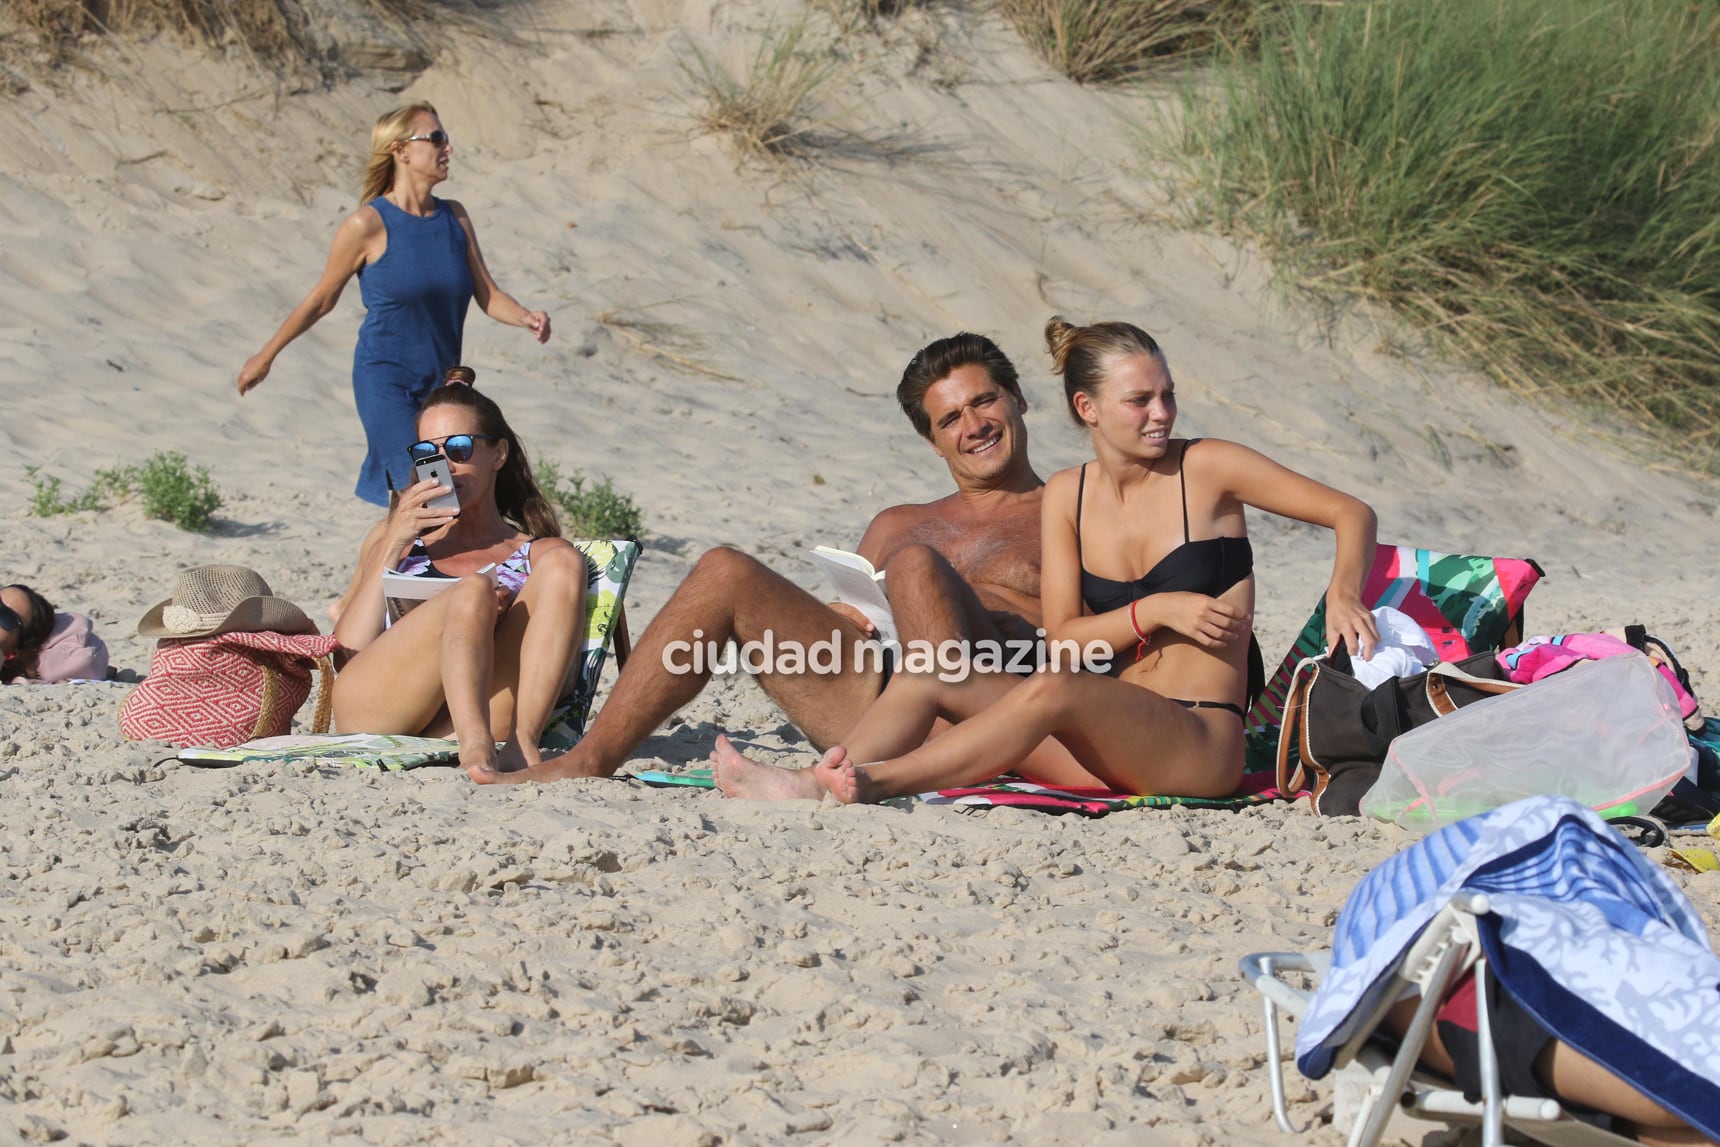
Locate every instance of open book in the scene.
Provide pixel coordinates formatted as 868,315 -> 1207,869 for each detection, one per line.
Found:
382,563 -> 494,625
809,546 -> 897,645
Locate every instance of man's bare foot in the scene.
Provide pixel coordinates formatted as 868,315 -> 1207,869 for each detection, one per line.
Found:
469,744 -> 604,785
711,734 -> 823,800
814,747 -> 887,804
460,746 -> 500,782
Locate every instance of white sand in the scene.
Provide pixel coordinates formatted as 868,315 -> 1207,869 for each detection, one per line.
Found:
2,1 -> 1717,1141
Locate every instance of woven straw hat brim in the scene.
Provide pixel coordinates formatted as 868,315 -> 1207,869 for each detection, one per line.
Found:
136,594 -> 319,639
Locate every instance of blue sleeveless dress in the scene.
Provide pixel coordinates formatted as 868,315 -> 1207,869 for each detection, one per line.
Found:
351,196 -> 474,504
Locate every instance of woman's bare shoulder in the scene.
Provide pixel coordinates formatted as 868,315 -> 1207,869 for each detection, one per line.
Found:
1045,464 -> 1085,494
339,202 -> 386,236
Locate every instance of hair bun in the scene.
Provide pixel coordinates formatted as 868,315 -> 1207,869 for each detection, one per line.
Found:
1044,315 -> 1081,375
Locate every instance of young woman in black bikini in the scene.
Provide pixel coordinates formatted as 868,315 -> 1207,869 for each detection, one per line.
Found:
736,316 -> 1381,804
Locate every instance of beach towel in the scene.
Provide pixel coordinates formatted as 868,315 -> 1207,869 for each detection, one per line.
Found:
177,733 -> 462,771
1245,545 -> 1542,774
1296,795 -> 1720,1141
632,767 -> 1298,815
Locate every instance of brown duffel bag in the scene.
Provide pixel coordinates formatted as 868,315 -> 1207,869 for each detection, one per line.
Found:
1276,641 -> 1521,815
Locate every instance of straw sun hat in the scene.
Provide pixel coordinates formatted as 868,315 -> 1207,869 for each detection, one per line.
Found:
137,565 -> 319,639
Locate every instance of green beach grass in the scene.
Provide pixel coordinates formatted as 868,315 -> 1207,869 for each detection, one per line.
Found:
1171,0 -> 1720,470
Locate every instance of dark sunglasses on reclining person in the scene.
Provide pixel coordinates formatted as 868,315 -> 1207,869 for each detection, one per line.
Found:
402,130 -> 450,148
0,603 -> 18,633
409,434 -> 499,464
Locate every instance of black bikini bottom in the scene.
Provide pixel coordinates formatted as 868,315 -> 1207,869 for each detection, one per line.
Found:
1434,965 -> 1611,1129
1169,698 -> 1246,719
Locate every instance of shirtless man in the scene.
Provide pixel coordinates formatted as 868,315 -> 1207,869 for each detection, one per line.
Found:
479,332 -> 1044,787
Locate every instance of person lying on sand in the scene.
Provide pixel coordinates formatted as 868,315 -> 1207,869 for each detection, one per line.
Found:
330,380 -> 588,778
715,316 -> 1381,803
2,584 -> 109,684
476,332 -> 1047,787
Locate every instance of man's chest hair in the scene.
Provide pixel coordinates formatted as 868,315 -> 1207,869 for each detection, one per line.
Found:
902,513 -> 1040,593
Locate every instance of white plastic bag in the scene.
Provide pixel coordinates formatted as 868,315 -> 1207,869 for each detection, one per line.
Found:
1359,654 -> 1691,831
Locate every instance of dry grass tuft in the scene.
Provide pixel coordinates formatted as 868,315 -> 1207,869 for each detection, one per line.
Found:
680,15 -> 847,164
2,0 -> 443,70
597,309 -> 754,385
999,0 -> 1255,84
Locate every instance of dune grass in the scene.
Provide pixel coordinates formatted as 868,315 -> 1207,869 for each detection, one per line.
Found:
1001,0 -> 1256,84
5,0 -> 435,66
681,15 -> 847,164
1172,0 -> 1720,470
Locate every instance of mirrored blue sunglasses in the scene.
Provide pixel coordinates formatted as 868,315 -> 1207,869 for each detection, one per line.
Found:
409,434 -> 498,464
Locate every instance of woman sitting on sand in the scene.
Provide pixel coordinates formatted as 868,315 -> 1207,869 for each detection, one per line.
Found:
714,316 -> 1380,802
331,381 -> 587,779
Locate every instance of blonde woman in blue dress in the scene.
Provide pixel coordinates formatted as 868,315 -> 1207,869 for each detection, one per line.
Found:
237,101 -> 552,505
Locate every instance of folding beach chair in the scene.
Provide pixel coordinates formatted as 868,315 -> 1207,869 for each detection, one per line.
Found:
1239,796 -> 1720,1147
523,537 -> 640,750
1241,892 -> 1634,1147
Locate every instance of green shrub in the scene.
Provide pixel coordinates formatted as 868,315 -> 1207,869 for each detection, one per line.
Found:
26,466 -> 103,516
1001,0 -> 1257,84
132,451 -> 223,531
1172,0 -> 1720,470
23,452 -> 222,532
536,461 -> 645,542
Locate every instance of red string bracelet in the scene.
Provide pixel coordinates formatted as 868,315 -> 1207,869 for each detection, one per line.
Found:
1129,597 -> 1149,661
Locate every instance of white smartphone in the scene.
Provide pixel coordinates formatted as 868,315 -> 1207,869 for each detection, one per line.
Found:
412,453 -> 461,516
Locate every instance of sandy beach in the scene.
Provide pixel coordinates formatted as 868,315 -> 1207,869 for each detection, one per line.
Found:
2,0 -> 1717,1140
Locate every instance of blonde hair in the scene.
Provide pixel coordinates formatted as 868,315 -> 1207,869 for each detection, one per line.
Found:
360,101 -> 439,204
1044,315 -> 1163,426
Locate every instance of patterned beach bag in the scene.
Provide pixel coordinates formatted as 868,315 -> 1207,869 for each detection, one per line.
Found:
120,631 -> 340,749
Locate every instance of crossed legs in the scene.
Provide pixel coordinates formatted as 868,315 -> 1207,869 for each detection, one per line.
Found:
716,667 -> 1245,803
711,542 -> 1033,799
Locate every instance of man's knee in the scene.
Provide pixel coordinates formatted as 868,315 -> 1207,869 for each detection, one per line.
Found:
883,543 -> 953,586
690,546 -> 768,587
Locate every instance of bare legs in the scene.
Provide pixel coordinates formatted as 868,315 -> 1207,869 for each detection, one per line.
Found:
493,548 -> 886,783
330,542 -> 588,777
711,543 -> 1033,799
1385,999 -> 1714,1146
806,669 -> 1244,804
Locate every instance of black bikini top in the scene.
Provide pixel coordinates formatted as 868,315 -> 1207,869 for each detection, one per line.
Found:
1076,439 -> 1255,616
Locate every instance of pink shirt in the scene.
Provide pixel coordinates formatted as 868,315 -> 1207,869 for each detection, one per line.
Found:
19,612 -> 110,683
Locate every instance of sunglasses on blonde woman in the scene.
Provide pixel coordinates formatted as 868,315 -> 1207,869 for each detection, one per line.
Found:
402,130 -> 450,148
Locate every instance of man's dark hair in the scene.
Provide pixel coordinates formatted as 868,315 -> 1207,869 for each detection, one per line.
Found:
896,333 -> 1024,439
